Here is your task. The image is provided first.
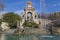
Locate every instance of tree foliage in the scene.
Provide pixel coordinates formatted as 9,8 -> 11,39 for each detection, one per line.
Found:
3,12 -> 21,28
23,21 -> 39,28
48,12 -> 60,20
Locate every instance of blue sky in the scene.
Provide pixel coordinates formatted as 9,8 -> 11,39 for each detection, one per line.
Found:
4,0 -> 60,14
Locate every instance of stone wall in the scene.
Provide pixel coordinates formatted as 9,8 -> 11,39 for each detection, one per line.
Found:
24,28 -> 50,34
52,27 -> 60,35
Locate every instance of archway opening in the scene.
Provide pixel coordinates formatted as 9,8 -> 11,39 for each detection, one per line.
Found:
27,12 -> 33,22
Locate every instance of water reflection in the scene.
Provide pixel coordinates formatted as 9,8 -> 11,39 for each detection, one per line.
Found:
0,33 -> 60,40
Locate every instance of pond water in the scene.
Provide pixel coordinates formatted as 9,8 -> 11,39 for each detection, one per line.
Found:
0,33 -> 60,40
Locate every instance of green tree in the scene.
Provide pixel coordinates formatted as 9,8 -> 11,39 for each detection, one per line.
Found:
3,12 -> 21,28
23,21 -> 39,28
48,12 -> 60,20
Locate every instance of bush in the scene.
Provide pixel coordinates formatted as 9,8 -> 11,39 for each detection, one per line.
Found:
23,21 -> 39,28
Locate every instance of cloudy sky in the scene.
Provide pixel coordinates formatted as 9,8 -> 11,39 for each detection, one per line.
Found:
3,0 -> 60,14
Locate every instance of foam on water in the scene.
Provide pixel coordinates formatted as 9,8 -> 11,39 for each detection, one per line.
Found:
41,35 -> 55,38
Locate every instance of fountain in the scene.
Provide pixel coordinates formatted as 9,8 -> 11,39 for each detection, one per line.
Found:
0,22 -> 10,32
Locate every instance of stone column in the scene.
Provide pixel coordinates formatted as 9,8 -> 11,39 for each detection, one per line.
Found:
32,12 -> 35,20
17,21 -> 20,28
20,21 -> 23,29
36,14 -> 38,19
25,11 -> 27,21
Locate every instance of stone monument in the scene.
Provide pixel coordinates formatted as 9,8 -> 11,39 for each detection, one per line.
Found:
17,1 -> 40,29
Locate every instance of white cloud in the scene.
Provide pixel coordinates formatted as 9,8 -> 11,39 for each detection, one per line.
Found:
0,11 -> 7,14
52,3 -> 60,7
53,4 -> 57,6
14,10 -> 24,15
0,10 -> 24,15
0,11 -> 8,19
